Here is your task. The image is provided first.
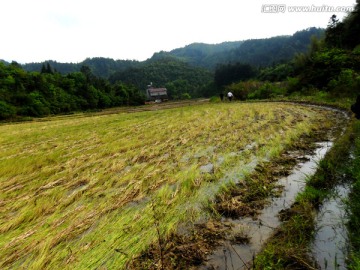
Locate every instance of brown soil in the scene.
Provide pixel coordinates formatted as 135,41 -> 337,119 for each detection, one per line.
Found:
127,220 -> 231,270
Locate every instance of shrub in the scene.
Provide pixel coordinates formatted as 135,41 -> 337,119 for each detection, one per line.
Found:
0,101 -> 16,119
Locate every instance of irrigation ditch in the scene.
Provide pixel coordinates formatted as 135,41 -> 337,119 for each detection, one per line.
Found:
128,102 -> 353,270
199,141 -> 335,269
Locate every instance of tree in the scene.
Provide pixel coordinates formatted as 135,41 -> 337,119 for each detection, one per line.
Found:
340,2 -> 360,49
80,65 -> 95,83
325,15 -> 344,48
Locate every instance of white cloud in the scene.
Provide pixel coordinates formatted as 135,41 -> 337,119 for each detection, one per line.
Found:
0,0 -> 356,63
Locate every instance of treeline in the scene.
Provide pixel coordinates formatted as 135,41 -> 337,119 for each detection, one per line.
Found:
0,63 -> 144,120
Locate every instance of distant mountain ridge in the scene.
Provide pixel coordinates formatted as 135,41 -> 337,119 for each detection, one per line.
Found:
11,27 -> 324,78
163,27 -> 324,69
164,41 -> 244,68
21,58 -> 140,79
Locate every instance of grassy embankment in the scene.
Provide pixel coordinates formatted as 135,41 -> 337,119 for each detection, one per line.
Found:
347,121 -> 360,269
0,102 -> 336,269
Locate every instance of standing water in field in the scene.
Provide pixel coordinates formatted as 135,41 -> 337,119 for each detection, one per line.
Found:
199,141 -> 333,270
311,182 -> 351,269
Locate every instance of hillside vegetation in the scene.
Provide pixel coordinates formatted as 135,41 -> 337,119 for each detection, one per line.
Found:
109,57 -> 213,99
0,63 -> 144,119
237,4 -> 360,101
22,58 -> 140,79
166,27 -> 324,69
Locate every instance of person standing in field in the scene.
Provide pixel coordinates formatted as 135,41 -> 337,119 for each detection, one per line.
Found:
220,92 -> 224,101
227,91 -> 233,102
351,95 -> 360,119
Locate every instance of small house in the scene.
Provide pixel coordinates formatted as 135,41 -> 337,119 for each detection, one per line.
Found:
146,85 -> 168,102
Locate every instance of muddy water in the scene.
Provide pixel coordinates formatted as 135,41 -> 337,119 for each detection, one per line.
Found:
311,183 -> 351,270
199,142 -> 333,270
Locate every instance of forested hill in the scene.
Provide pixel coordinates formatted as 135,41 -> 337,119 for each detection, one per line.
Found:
162,27 -> 324,69
160,41 -> 244,69
22,58 -> 141,79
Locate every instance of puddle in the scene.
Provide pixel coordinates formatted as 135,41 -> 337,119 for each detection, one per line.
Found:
198,141 -> 333,270
311,183 -> 351,270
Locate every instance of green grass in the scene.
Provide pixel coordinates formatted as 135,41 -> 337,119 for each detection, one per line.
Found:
347,121 -> 360,269
0,102 -> 337,269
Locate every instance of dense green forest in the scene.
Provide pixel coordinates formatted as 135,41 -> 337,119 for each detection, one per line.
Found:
109,56 -> 213,99
0,56 -> 215,119
292,12 -> 360,96
165,27 -> 324,69
224,27 -> 324,67
163,41 -> 244,69
0,63 -> 144,119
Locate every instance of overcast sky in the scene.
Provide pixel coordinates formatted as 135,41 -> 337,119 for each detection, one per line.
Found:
0,0 -> 356,64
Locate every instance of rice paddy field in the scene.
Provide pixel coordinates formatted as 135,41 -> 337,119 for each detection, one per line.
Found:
0,102 -> 336,269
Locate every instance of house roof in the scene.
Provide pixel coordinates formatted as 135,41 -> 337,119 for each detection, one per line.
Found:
148,88 -> 167,93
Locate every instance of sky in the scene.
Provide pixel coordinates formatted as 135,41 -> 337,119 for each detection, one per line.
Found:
0,0 -> 356,64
